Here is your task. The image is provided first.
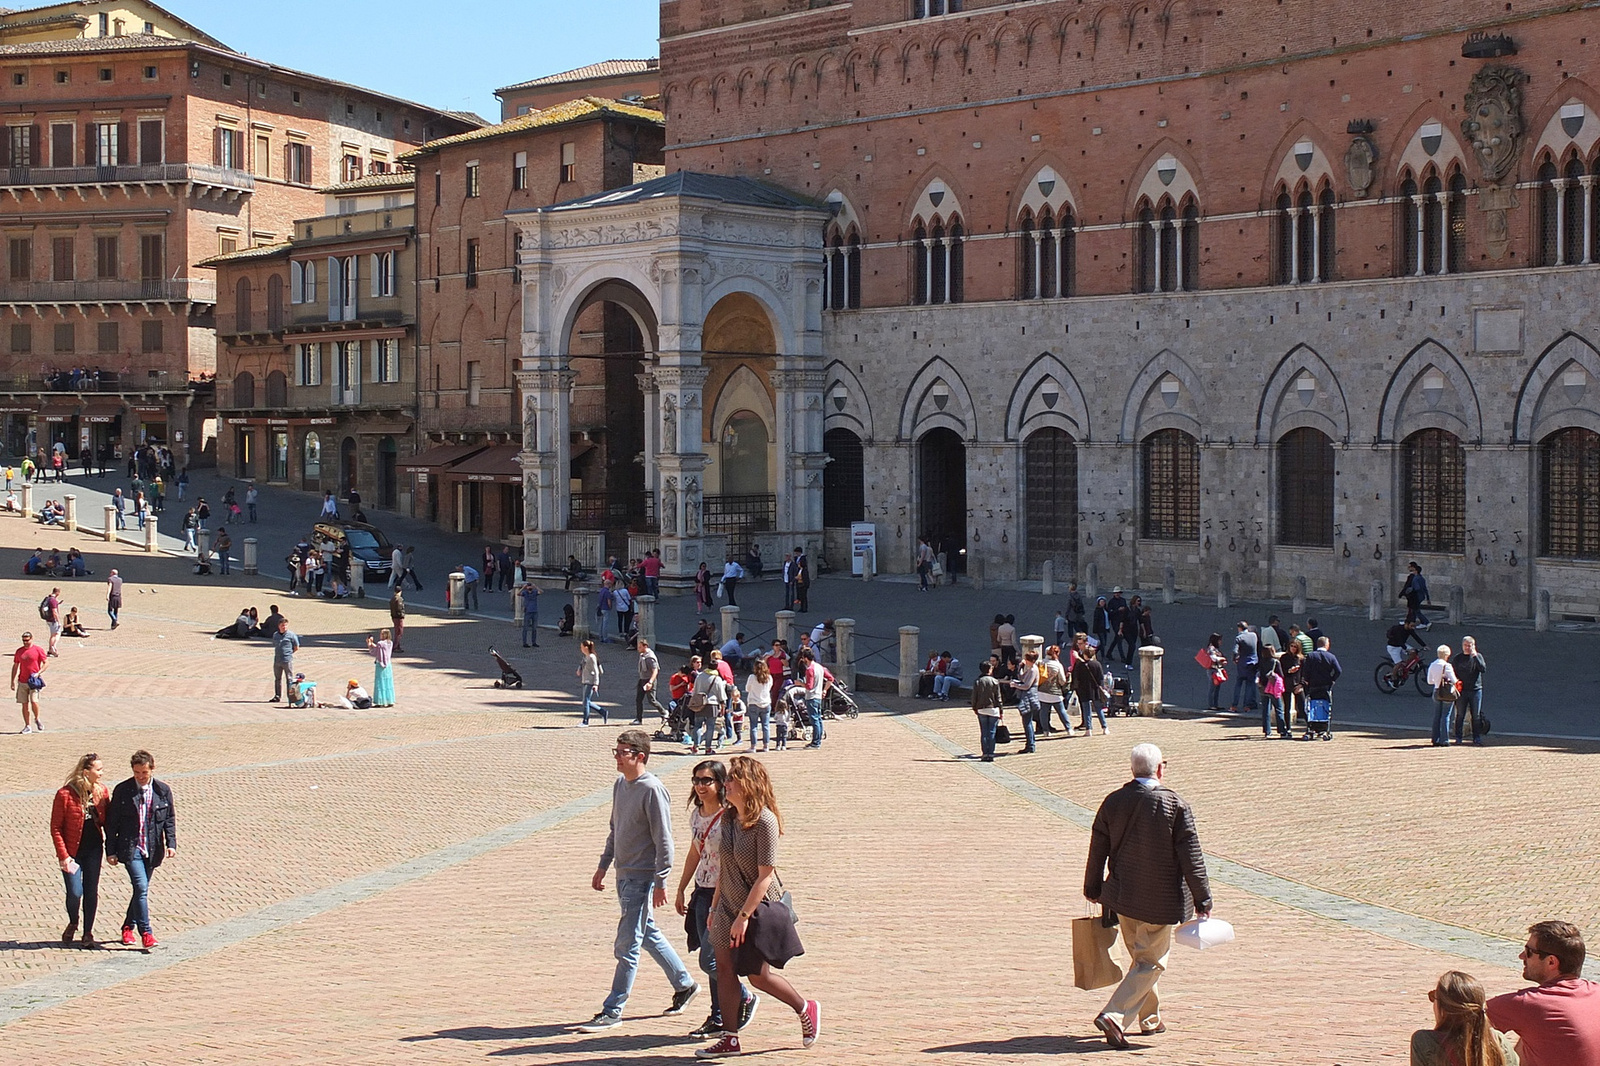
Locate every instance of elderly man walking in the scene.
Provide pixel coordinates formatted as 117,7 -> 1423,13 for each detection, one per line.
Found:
1084,743 -> 1213,1049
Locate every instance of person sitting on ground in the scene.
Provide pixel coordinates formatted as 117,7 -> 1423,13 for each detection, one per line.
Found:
45,548 -> 63,575
337,679 -> 373,710
557,603 -> 576,637
61,607 -> 89,637
1487,920 -> 1600,1066
64,548 -> 89,577
24,548 -> 45,575
39,500 -> 64,526
216,609 -> 254,640
287,674 -> 318,709
1410,970 -> 1514,1066
689,620 -> 716,664
720,632 -> 747,670
917,650 -> 951,698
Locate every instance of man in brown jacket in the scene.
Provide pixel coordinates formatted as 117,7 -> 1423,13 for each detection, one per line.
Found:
1083,742 -> 1213,1049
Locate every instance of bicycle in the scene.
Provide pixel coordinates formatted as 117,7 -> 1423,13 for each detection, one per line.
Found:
1374,648 -> 1430,695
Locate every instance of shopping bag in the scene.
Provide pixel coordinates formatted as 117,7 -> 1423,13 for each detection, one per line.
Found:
1072,916 -> 1123,990
715,580 -> 725,601
1175,916 -> 1236,951
1193,647 -> 1213,669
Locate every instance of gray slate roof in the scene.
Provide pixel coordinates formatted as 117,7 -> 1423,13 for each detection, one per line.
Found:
532,171 -> 821,214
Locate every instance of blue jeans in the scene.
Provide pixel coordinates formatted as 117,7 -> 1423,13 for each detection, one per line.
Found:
1262,693 -> 1288,735
602,877 -> 693,1017
122,853 -> 154,934
115,508 -> 126,530
1016,692 -> 1039,747
694,711 -> 717,750
1079,692 -> 1108,731
522,612 -> 538,646
690,885 -> 748,1023
1454,690 -> 1483,742
218,548 -> 231,575
748,706 -> 771,747
597,611 -> 611,643
805,697 -> 823,746
63,838 -> 103,930
977,712 -> 998,758
933,674 -> 958,698
1431,697 -> 1453,745
248,502 -> 257,522
464,580 -> 479,610
1232,666 -> 1258,709
582,684 -> 603,725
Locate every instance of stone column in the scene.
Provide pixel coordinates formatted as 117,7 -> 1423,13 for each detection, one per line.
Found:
898,625 -> 920,698
1292,575 -> 1308,616
833,617 -> 856,690
144,520 -> 157,553
1369,579 -> 1385,622
652,359 -> 711,585
1535,589 -> 1551,633
572,586 -> 593,642
449,571 -> 466,615
1448,585 -> 1464,626
351,556 -> 365,598
63,494 -> 77,532
1020,634 -> 1045,661
1137,644 -> 1165,716
1215,570 -> 1231,609
775,609 -> 796,649
515,366 -> 577,574
19,482 -> 32,518
103,505 -> 116,542
1041,560 -> 1054,596
720,604 -> 740,646
770,366 -> 827,547
1162,565 -> 1176,604
243,537 -> 259,575
197,527 -> 210,560
637,594 -> 657,649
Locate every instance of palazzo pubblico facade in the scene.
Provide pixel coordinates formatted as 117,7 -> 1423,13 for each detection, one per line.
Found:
515,1 -> 1600,620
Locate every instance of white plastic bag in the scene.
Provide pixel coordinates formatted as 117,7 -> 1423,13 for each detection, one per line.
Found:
1175,916 -> 1235,950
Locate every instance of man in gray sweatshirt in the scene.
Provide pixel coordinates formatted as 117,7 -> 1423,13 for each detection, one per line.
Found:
577,729 -> 699,1031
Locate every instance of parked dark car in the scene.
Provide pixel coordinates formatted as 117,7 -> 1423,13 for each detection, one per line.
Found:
308,520 -> 395,582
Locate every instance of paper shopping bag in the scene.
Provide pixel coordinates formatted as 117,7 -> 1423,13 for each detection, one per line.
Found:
1071,916 -> 1123,990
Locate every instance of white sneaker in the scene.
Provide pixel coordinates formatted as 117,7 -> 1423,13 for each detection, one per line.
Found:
577,721 -> 590,727
20,725 -> 32,734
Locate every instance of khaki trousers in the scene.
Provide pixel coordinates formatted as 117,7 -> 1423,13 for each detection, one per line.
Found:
1100,917 -> 1174,1032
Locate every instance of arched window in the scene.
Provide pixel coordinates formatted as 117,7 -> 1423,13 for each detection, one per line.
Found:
911,220 -> 928,305
1447,172 -> 1466,273
1275,187 -> 1334,285
234,276 -> 252,333
1539,156 -> 1596,267
1403,169 -> 1465,276
1024,428 -> 1078,577
1018,210 -> 1037,298
1541,427 -> 1600,558
266,273 -> 284,330
913,0 -> 961,17
1422,174 -> 1445,275
1135,205 -> 1156,293
824,225 -> 861,310
1018,207 -> 1074,299
303,431 -> 322,481
1537,159 -> 1560,266
1399,174 -> 1420,275
912,216 -> 963,305
264,369 -> 287,408
1136,200 -> 1197,293
822,428 -> 865,526
1401,429 -> 1465,553
1141,429 -> 1199,540
1277,427 -> 1334,547
1180,202 -> 1199,288
232,371 -> 255,408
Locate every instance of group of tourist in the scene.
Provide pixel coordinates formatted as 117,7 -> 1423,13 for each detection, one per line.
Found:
576,731 -> 820,1058
1199,616 -> 1343,740
262,604 -> 396,709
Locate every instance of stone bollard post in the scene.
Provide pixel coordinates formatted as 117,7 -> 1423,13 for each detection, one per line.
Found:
1369,579 -> 1384,622
1020,634 -> 1045,663
1448,585 -> 1464,626
1535,589 -> 1551,633
721,604 -> 741,646
1041,560 -> 1054,596
103,505 -> 117,543
1137,644 -> 1166,716
1162,565 -> 1176,604
1085,561 -> 1099,601
449,571 -> 467,616
351,558 -> 365,599
196,527 -> 210,561
833,617 -> 856,691
19,482 -> 32,519
898,625 -> 921,698
1292,575 -> 1308,616
775,609 -> 796,649
637,595 -> 657,649
243,537 -> 259,575
1215,570 -> 1231,609
144,519 -> 158,554
969,552 -> 984,591
63,494 -> 77,532
862,547 -> 874,582
572,586 -> 592,641
935,551 -> 948,587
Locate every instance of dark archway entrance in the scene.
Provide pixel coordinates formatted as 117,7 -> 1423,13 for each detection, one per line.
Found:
377,436 -> 398,509
339,436 -> 358,499
918,427 -> 967,573
1024,428 -> 1078,578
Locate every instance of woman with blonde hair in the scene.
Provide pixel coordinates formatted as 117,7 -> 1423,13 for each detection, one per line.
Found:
698,756 -> 818,1058
1410,970 -> 1513,1066
366,628 -> 395,708
1426,643 -> 1460,747
50,752 -> 109,946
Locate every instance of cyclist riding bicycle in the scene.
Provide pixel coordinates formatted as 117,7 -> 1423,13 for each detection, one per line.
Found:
1385,619 -> 1428,680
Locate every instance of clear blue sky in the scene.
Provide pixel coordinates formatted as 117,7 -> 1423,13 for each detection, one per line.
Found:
159,0 -> 662,119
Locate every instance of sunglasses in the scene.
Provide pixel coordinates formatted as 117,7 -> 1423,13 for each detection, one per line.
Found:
612,748 -> 641,758
692,777 -> 717,786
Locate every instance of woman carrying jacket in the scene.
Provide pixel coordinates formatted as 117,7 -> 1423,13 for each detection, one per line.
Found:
51,752 -> 109,946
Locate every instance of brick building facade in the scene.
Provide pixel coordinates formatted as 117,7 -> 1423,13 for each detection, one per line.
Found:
590,0 -> 1600,617
0,1 -> 475,475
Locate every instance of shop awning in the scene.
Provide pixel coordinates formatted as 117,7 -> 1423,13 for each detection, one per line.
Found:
442,445 -> 524,484
39,401 -> 81,421
401,442 -> 488,475
82,401 -> 125,424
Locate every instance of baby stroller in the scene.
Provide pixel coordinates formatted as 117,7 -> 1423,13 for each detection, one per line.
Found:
780,683 -> 812,744
824,677 -> 860,720
489,646 -> 524,689
657,695 -> 696,743
1106,672 -> 1133,716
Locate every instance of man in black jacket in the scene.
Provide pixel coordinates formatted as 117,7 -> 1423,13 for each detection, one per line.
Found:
104,749 -> 177,949
1084,743 -> 1211,1049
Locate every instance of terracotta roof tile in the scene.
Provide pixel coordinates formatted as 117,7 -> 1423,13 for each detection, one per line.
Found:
197,242 -> 291,268
497,59 -> 657,95
320,171 -> 416,195
399,96 -> 662,160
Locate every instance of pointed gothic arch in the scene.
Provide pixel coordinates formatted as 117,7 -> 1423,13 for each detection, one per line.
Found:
898,356 -> 977,441
1256,343 -> 1352,444
1378,339 -> 1484,444
1004,351 -> 1091,441
823,359 -> 874,439
1515,331 -> 1600,442
1120,349 -> 1205,441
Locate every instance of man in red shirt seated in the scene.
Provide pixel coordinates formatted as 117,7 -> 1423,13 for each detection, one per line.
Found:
1487,920 -> 1600,1066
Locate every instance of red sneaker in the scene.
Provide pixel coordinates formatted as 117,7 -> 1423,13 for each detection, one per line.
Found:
799,999 -> 820,1048
121,927 -> 135,945
694,1033 -> 741,1058
141,931 -> 157,949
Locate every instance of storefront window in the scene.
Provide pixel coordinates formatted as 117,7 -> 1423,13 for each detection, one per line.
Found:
271,430 -> 289,482
304,431 -> 322,482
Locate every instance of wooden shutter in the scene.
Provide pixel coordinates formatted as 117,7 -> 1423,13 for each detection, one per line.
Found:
27,125 -> 39,166
85,124 -> 97,165
117,122 -> 129,164
213,128 -> 222,166
0,131 -> 10,168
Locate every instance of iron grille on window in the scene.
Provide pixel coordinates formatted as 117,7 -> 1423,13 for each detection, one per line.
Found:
1541,427 -> 1600,559
569,491 -> 656,533
1537,161 -> 1561,266
1024,428 -> 1078,578
1277,427 -> 1334,547
823,428 -> 865,526
1399,177 -> 1420,275
1401,429 -> 1465,553
1141,429 -> 1199,540
703,493 -> 776,537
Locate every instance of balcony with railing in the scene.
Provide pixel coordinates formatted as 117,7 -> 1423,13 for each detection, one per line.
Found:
0,279 -> 217,305
0,163 -> 255,194
0,368 -> 187,393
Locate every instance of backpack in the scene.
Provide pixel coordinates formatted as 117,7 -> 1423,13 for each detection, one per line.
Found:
39,596 -> 52,620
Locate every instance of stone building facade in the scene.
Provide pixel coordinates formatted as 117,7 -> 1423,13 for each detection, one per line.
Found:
630,0 -> 1600,617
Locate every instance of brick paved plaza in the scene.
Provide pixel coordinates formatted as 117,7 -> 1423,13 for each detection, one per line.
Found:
1,512 -> 1593,1065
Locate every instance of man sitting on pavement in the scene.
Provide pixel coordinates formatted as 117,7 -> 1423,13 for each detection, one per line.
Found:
1487,920 -> 1600,1065
719,633 -> 747,670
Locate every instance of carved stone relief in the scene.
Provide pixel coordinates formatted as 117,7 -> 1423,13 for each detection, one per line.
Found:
1462,65 -> 1528,184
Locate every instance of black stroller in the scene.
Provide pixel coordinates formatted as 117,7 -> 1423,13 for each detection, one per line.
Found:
489,646 -> 524,689
825,677 -> 861,720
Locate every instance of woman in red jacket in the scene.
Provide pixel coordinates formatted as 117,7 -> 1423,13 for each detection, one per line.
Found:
50,752 -> 109,947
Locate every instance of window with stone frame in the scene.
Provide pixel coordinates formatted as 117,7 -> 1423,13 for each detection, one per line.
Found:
1273,183 -> 1334,285
1277,427 -> 1334,547
822,428 -> 865,525
824,224 -> 861,310
1140,429 -> 1199,541
1398,166 -> 1466,276
296,343 -> 321,386
1541,427 -> 1600,559
1018,206 -> 1075,299
909,215 -> 963,305
1401,428 -> 1465,553
1535,152 -> 1599,267
912,0 -> 962,15
1134,196 -> 1198,293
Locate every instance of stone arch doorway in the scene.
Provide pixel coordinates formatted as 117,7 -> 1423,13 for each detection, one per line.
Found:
1024,428 -> 1078,579
339,436 -> 358,499
918,427 -> 967,574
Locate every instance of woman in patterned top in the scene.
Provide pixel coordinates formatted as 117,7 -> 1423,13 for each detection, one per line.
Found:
674,760 -> 756,1039
698,757 -> 819,1059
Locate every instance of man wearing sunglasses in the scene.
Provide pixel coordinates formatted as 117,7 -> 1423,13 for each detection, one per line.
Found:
578,730 -> 698,1033
1487,921 -> 1600,1065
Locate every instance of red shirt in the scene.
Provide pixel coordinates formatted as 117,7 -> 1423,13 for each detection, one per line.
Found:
1487,978 -> 1600,1066
641,555 -> 661,577
13,643 -> 45,683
